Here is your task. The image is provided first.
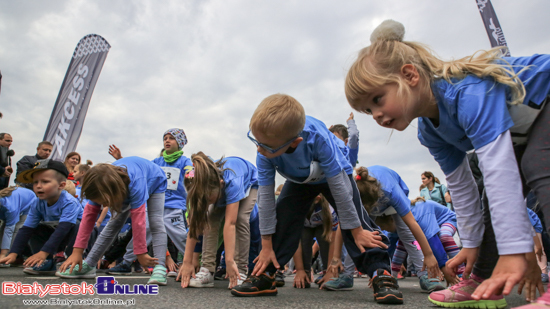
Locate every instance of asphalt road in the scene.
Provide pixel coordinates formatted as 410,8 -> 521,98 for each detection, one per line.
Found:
0,267 -> 534,309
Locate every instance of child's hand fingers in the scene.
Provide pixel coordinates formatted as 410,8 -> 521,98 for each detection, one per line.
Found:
373,240 -> 388,249
502,277 -> 517,296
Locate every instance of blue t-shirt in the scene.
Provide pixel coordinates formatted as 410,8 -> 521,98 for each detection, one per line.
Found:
368,165 -> 411,217
152,155 -> 193,211
411,200 -> 456,239
23,190 -> 83,228
90,156 -> 167,209
257,116 -> 353,186
0,188 -> 37,226
348,147 -> 359,168
215,157 -> 259,207
419,54 -> 550,175
527,208 -> 543,233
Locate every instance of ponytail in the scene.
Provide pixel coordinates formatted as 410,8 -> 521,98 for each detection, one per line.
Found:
185,152 -> 230,239
411,196 -> 426,205
354,166 -> 382,213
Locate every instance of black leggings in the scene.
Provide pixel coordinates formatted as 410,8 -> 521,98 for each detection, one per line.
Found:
301,226 -> 330,272
266,174 -> 390,277
522,103 -> 550,236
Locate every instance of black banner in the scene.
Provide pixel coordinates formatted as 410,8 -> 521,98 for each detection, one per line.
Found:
476,0 -> 510,56
43,34 -> 111,161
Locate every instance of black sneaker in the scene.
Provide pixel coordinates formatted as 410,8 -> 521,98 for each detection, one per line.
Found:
371,269 -> 403,305
231,273 -> 277,297
275,270 -> 285,287
214,267 -> 226,280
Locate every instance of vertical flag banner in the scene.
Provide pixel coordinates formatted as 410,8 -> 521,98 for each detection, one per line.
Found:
43,34 -> 111,161
476,0 -> 510,56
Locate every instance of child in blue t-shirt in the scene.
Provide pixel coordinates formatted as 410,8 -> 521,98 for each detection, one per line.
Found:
57,156 -> 168,286
345,19 -> 547,305
106,128 -> 192,276
0,187 -> 38,263
353,165 -> 449,292
0,160 -> 83,275
232,94 -> 402,305
178,153 -> 258,290
410,198 -> 461,272
329,112 -> 360,168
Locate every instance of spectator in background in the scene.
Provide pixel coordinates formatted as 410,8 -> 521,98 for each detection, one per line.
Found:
420,171 -> 452,210
0,133 -> 13,189
63,152 -> 81,184
16,141 -> 53,189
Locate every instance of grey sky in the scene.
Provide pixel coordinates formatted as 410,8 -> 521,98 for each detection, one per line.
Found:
1,1 -> 549,195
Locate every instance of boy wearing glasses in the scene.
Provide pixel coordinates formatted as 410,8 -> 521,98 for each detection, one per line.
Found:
232,94 -> 403,305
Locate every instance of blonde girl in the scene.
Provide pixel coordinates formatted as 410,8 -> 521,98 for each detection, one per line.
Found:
345,19 -> 548,305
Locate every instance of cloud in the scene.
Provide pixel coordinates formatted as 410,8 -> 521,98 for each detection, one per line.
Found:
1,0 -> 549,196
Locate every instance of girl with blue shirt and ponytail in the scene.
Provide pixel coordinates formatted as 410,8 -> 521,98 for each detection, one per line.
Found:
178,152 -> 258,290
105,129 -> 192,276
345,19 -> 548,307
353,166 -> 448,292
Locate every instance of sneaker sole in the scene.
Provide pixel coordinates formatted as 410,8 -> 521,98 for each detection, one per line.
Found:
23,269 -> 56,276
324,286 -> 353,291
231,288 -> 278,297
148,280 -> 167,286
428,297 -> 507,309
275,281 -> 285,287
55,271 -> 97,279
421,285 -> 446,294
106,271 -> 133,275
375,293 -> 404,305
188,282 -> 214,288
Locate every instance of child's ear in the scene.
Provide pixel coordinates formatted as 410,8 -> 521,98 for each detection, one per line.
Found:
290,137 -> 304,148
344,137 -> 349,146
401,64 -> 420,87
59,180 -> 67,190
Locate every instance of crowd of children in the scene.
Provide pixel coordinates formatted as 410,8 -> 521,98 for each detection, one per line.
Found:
1,18 -> 550,309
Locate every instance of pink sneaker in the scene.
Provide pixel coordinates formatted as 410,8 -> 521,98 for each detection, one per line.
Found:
428,274 -> 507,308
513,290 -> 550,308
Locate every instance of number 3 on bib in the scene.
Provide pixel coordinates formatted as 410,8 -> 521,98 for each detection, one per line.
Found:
161,167 -> 180,190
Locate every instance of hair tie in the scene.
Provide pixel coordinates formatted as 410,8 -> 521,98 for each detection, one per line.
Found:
184,165 -> 195,179
356,175 -> 361,180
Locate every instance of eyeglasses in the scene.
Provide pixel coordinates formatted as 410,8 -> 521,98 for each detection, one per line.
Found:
247,130 -> 299,154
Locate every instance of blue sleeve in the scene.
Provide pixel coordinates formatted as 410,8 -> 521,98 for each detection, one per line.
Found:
388,187 -> 411,217
256,154 -> 276,186
456,79 -> 514,150
9,226 -> 35,255
316,137 -> 345,178
23,203 -> 42,228
419,129 -> 466,175
527,208 -> 543,233
348,147 -> 359,168
224,175 -> 247,205
59,202 -> 81,224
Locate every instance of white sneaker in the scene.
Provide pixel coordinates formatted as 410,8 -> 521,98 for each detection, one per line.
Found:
189,267 -> 214,288
228,272 -> 248,289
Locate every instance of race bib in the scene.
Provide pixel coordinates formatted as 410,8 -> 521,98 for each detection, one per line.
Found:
277,161 -> 325,184
161,167 -> 180,190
